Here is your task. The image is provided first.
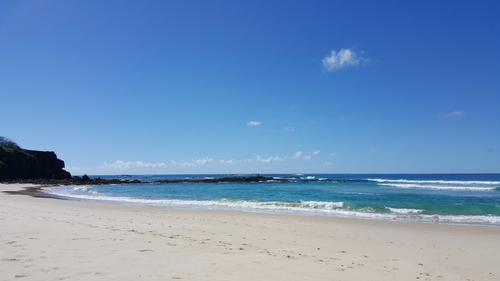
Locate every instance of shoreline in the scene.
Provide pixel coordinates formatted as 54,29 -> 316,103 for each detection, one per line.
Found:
1,183 -> 500,280
37,182 -> 500,227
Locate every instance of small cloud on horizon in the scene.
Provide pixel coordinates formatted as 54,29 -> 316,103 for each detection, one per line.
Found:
439,111 -> 464,117
485,149 -> 496,154
284,127 -> 295,132
172,157 -> 213,167
192,157 -> 212,165
99,160 -> 167,170
260,156 -> 286,163
66,166 -> 93,172
245,154 -> 286,163
292,151 -> 319,160
328,153 -> 336,157
247,121 -> 261,126
219,159 -> 241,164
322,48 -> 366,71
322,162 -> 332,168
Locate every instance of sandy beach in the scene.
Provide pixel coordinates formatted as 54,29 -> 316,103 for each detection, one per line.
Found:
1,183 -> 499,280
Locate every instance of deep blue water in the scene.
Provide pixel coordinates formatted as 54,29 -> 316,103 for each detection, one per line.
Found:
42,174 -> 500,226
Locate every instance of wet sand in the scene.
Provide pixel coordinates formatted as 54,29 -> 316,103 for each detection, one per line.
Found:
1,183 -> 499,280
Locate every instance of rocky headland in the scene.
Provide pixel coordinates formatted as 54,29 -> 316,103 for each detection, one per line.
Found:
0,147 -> 71,180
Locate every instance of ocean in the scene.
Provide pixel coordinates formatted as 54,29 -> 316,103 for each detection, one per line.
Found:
41,174 -> 500,226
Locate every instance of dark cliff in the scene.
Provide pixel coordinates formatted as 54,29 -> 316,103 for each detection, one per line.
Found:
0,147 -> 72,180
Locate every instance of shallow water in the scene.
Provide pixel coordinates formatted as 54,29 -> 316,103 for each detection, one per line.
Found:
42,174 -> 500,226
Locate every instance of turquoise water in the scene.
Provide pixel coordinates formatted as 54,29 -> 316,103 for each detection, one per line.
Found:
42,174 -> 500,226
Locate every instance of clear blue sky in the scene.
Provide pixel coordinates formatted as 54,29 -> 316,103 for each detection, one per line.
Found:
1,0 -> 499,175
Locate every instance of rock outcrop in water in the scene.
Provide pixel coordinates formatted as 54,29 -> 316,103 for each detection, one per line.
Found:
154,176 -> 286,184
3,175 -> 286,185
0,147 -> 72,180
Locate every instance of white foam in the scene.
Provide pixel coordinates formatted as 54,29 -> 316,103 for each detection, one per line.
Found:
300,201 -> 343,210
387,207 -> 424,214
40,188 -> 500,226
378,183 -> 496,191
369,178 -> 500,185
42,189 -> 344,212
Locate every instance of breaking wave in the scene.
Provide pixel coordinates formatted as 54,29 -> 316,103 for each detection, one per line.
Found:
378,183 -> 497,191
41,187 -> 500,226
369,179 -> 500,185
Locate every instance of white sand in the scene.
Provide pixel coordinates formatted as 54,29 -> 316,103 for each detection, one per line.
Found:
1,183 -> 499,280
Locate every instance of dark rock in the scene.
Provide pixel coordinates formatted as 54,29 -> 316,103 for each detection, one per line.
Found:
0,148 -> 71,180
2,175 -> 288,186
154,176 -> 286,184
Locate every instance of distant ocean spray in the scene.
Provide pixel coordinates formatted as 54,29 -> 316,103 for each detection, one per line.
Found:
42,174 -> 500,226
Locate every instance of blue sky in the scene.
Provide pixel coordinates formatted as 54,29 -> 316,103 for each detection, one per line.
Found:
1,0 -> 499,175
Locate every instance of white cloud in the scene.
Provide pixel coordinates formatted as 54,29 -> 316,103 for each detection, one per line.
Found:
328,153 -> 336,157
449,111 -> 463,116
100,160 -> 167,170
246,154 -> 286,163
219,159 -> 241,164
292,151 -> 319,160
260,156 -> 286,163
192,157 -> 212,165
371,149 -> 379,154
284,127 -> 295,132
322,48 -> 364,71
66,166 -> 93,172
171,157 -> 213,167
439,111 -> 464,117
136,161 -> 167,168
100,161 -> 133,170
247,121 -> 261,126
323,162 -> 332,165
